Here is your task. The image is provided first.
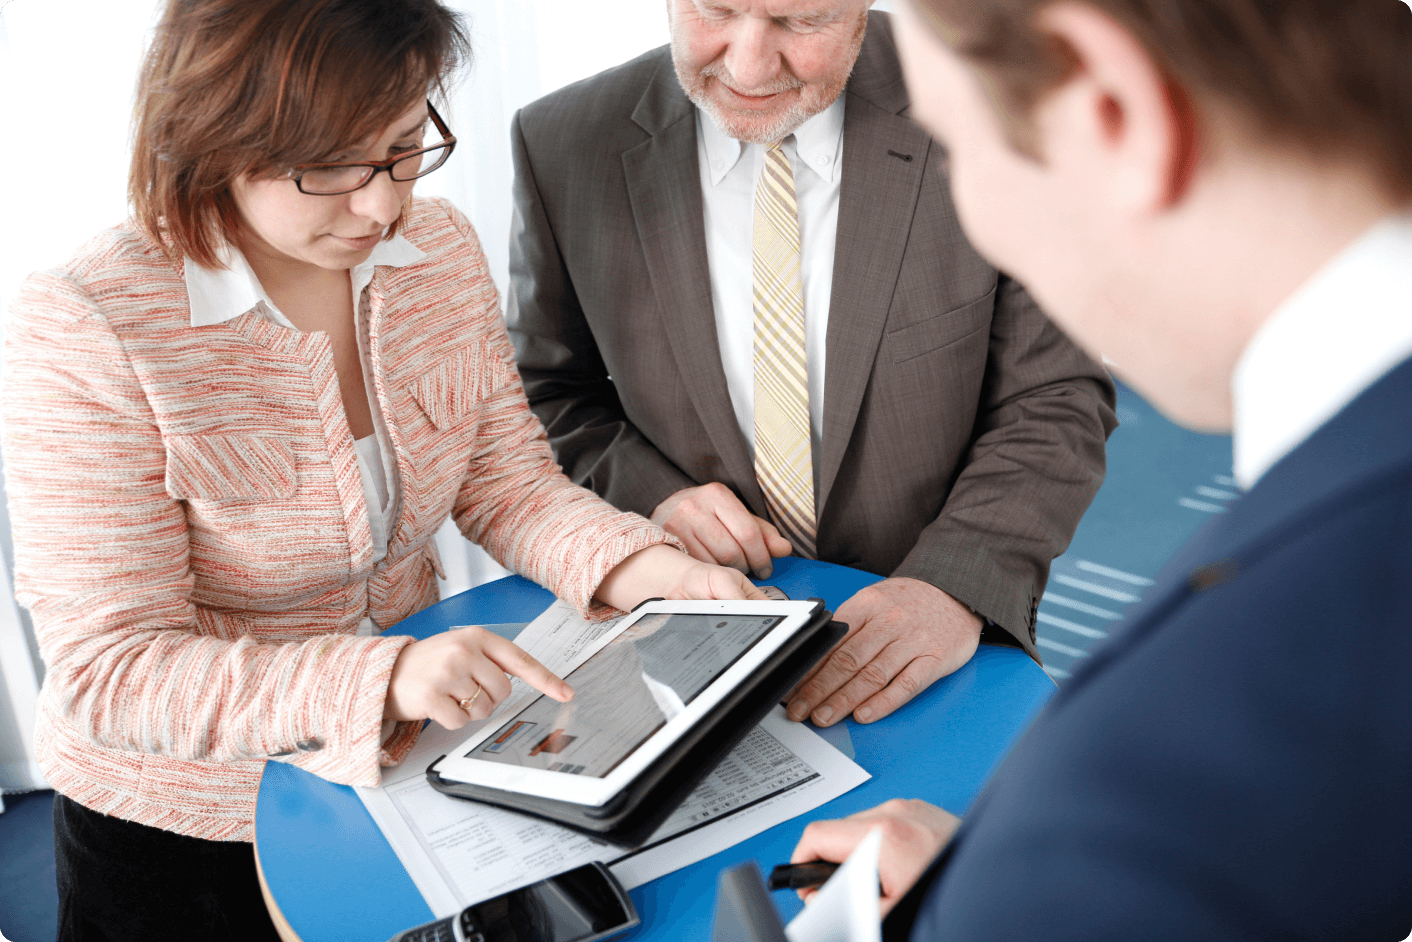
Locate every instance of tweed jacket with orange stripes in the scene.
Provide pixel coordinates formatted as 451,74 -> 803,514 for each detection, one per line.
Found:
1,196 -> 676,841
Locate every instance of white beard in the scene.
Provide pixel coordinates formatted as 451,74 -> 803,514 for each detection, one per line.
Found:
693,84 -> 813,146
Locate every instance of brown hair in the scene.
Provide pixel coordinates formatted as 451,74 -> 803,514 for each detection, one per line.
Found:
130,0 -> 470,268
909,0 -> 1412,199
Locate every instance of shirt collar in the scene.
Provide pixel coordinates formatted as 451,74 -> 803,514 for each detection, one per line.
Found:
697,94 -> 846,187
791,95 -> 845,184
184,233 -> 427,328
1232,211 -> 1412,488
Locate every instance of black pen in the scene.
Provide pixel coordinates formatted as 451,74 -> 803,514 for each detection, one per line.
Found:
767,860 -> 839,891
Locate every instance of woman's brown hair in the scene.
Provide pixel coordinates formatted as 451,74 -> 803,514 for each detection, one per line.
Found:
909,0 -> 1412,200
130,0 -> 470,268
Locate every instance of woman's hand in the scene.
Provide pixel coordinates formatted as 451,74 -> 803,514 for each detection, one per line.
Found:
791,799 -> 961,916
384,626 -> 573,730
595,544 -> 771,611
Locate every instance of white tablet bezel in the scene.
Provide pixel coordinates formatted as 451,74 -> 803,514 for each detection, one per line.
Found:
433,598 -> 819,807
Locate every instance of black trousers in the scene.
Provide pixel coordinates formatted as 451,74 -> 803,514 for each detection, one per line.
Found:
53,793 -> 284,942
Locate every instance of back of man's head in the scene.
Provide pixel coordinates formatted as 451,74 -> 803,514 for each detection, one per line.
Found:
910,0 -> 1412,201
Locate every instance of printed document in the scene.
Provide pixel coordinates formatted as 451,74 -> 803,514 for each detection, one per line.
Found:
358,603 -> 869,916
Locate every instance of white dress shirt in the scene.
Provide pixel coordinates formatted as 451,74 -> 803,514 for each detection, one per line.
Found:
1233,212 -> 1412,488
184,234 -> 427,634
697,97 -> 846,487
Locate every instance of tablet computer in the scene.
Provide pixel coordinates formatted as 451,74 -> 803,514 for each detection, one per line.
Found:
431,598 -> 822,809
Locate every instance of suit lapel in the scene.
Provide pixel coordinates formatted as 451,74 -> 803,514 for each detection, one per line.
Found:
817,14 -> 932,518
622,58 -> 764,513
1060,355 -> 1412,702
933,360 -> 1412,905
362,278 -> 416,553
616,17 -> 931,520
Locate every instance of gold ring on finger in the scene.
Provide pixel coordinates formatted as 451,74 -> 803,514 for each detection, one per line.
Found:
458,686 -> 482,713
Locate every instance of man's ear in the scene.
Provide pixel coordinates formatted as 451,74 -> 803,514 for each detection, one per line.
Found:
1038,2 -> 1199,211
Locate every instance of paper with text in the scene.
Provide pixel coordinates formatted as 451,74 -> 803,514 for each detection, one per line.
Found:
360,707 -> 868,916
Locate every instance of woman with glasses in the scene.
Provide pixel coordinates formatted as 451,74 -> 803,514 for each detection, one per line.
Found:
0,1 -> 764,938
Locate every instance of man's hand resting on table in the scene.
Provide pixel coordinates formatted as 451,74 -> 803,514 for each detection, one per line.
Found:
651,483 -> 792,579
787,578 -> 982,726
792,799 -> 961,916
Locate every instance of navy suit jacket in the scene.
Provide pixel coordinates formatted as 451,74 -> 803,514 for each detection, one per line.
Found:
904,357 -> 1412,940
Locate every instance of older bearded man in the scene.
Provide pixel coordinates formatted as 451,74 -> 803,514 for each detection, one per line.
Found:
504,1 -> 1117,725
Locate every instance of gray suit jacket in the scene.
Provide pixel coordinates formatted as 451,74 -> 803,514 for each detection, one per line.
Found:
505,12 -> 1116,658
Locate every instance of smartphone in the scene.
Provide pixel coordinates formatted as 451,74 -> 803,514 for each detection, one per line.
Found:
387,863 -> 640,942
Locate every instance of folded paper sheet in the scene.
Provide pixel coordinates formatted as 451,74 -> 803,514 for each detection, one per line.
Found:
784,827 -> 883,942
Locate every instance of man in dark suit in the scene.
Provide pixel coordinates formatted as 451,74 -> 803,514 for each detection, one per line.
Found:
506,2 -> 1116,727
791,0 -> 1412,937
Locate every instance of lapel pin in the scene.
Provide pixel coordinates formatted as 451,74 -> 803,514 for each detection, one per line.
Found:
1188,560 -> 1239,592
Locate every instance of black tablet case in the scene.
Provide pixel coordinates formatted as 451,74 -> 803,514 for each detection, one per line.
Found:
426,599 -> 846,848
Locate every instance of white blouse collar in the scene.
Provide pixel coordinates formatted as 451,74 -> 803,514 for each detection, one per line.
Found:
184,233 -> 426,328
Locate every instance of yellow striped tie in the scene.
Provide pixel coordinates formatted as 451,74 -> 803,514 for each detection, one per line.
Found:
753,143 -> 816,558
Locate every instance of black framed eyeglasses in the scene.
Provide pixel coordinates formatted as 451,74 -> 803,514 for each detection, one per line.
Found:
289,102 -> 457,196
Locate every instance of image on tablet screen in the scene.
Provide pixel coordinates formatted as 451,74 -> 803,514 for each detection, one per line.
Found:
464,613 -> 782,778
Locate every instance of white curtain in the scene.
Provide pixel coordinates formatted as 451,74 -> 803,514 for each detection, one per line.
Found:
0,0 -> 669,794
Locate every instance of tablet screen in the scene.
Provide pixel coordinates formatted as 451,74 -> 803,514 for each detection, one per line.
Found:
463,613 -> 783,778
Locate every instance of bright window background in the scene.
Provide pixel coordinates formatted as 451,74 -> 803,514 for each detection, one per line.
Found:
0,0 -> 675,316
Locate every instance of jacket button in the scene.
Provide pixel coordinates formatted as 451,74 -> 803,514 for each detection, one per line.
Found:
268,750 -> 295,758
296,738 -> 324,753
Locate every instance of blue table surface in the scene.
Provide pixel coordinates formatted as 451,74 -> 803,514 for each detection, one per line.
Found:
256,556 -> 1055,941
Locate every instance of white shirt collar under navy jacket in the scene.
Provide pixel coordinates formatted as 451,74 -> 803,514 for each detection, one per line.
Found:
1233,212 -> 1412,489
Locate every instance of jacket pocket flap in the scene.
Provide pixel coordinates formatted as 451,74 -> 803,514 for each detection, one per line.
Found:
887,288 -> 995,364
409,343 -> 513,430
165,433 -> 296,501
